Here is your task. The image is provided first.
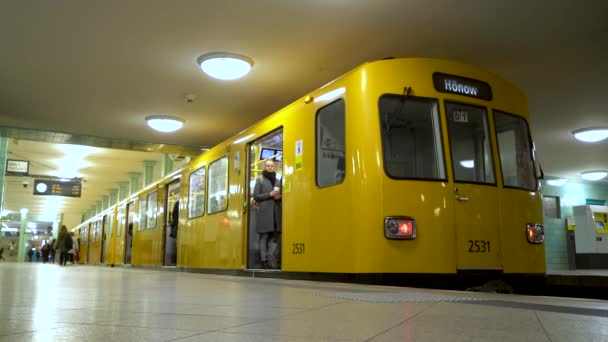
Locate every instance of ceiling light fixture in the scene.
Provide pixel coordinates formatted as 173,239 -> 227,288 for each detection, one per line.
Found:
197,52 -> 253,80
459,160 -> 475,169
581,171 -> 608,181
547,179 -> 567,186
572,128 -> 608,142
146,116 -> 185,133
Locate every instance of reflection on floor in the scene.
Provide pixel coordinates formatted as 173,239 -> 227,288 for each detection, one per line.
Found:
0,263 -> 607,341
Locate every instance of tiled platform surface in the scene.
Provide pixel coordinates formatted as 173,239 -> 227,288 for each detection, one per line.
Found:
1,263 -> 608,341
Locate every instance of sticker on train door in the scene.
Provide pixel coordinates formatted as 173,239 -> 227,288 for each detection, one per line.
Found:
295,140 -> 303,170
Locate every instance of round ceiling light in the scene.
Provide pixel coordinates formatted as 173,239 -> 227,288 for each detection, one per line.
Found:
146,116 -> 185,133
547,179 -> 567,186
197,53 -> 253,80
572,128 -> 608,142
581,171 -> 608,181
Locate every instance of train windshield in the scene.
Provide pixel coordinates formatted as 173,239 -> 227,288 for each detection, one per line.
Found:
379,95 -> 446,180
494,111 -> 536,191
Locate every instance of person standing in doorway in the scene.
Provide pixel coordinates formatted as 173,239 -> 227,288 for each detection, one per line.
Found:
253,160 -> 282,269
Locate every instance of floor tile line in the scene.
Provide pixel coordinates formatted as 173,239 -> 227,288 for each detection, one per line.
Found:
534,311 -> 554,342
363,302 -> 437,342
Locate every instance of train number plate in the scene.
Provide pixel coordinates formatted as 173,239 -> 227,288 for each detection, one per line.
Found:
467,240 -> 490,253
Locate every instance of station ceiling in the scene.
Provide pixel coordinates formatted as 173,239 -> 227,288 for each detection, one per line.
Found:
0,1 -> 607,225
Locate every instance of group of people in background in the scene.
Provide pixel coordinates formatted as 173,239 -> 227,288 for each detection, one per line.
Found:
23,225 -> 78,266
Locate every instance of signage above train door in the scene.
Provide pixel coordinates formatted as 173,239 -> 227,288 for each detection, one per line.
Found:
432,73 -> 492,100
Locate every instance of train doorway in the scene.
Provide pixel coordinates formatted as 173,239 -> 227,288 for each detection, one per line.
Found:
163,180 -> 180,266
86,222 -> 92,263
124,201 -> 135,265
100,214 -> 108,264
245,129 -> 283,270
445,102 -> 502,270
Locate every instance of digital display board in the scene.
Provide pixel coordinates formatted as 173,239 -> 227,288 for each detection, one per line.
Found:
260,148 -> 282,162
33,179 -> 82,198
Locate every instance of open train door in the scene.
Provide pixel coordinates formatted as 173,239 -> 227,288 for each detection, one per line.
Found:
444,102 -> 502,271
100,214 -> 108,264
124,201 -> 135,265
245,129 -> 283,270
163,180 -> 180,266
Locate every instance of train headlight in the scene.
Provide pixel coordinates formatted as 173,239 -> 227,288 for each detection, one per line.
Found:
526,223 -> 544,244
384,217 -> 416,240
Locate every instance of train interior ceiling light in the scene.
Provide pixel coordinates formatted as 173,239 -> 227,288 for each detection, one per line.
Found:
197,53 -> 253,80
572,128 -> 608,142
146,116 -> 185,133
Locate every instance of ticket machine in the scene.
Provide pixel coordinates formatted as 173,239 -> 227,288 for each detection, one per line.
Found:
573,205 -> 608,269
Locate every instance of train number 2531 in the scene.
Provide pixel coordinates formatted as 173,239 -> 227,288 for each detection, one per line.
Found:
468,240 -> 490,253
292,243 -> 305,254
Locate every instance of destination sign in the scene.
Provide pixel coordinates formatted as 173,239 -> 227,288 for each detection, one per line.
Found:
33,179 -> 82,198
433,73 -> 492,100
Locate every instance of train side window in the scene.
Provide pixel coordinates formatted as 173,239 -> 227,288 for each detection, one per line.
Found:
108,212 -> 114,237
316,99 -> 346,188
146,191 -> 158,228
379,95 -> 446,180
208,156 -> 229,214
188,166 -> 206,219
138,194 -> 148,231
493,111 -> 536,191
445,102 -> 495,184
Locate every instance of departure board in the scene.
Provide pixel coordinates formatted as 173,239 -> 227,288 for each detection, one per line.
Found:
33,179 -> 82,198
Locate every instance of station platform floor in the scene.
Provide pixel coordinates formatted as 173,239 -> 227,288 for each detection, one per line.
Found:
1,263 -> 608,341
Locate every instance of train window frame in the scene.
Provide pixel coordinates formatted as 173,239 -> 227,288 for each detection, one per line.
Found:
444,100 -> 497,186
207,155 -> 229,215
188,165 -> 207,220
315,99 -> 346,188
493,110 -> 538,192
146,190 -> 158,229
378,94 -> 448,182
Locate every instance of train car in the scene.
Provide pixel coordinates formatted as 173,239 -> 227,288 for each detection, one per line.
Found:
75,57 -> 545,277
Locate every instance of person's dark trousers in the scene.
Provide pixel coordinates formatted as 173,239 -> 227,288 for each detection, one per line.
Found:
60,252 -> 68,266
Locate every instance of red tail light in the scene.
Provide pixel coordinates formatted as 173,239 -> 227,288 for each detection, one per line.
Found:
384,217 -> 416,240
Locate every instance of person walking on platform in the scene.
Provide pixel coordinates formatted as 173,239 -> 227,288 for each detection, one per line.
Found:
57,225 -> 72,266
67,232 -> 78,265
253,160 -> 282,269
49,239 -> 56,264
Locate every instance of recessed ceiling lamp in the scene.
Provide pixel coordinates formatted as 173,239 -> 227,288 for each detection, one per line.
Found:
146,115 -> 185,133
197,52 -> 253,80
581,171 -> 608,181
459,160 -> 475,169
547,179 -> 567,186
572,128 -> 608,142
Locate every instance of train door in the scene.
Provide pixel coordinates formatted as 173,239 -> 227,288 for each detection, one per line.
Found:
445,102 -> 502,270
124,201 -> 135,265
163,180 -> 180,266
86,222 -> 92,263
100,214 -> 108,264
245,129 -> 283,270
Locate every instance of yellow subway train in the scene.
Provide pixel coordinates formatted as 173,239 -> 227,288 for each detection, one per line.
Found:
72,58 -> 546,277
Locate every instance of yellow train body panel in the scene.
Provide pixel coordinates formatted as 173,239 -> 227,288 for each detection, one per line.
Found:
75,58 -> 545,275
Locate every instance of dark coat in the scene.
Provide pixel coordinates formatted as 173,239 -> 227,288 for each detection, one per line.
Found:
253,176 -> 282,233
